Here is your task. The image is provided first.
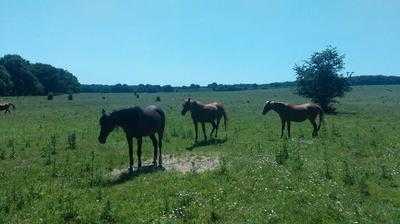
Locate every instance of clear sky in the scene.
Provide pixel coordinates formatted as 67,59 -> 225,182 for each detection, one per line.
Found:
1,0 -> 399,85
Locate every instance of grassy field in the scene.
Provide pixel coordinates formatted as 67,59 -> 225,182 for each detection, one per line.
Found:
1,85 -> 400,223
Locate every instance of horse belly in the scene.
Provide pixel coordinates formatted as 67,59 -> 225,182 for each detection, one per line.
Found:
289,110 -> 308,122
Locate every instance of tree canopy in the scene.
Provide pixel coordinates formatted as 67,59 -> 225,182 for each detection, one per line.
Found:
294,46 -> 351,112
0,54 -> 80,96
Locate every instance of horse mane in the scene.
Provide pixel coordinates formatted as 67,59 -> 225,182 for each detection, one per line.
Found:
192,100 -> 205,106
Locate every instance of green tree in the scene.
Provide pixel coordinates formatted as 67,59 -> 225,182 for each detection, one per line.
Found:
294,46 -> 351,112
31,63 -> 80,94
0,65 -> 14,96
0,55 -> 44,95
0,54 -> 80,95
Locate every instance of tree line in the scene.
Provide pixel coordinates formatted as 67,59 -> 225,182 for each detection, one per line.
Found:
80,75 -> 400,94
0,54 -> 80,96
2,53 -> 399,98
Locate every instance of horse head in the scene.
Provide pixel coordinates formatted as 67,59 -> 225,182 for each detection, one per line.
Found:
262,100 -> 274,115
98,109 -> 116,144
181,98 -> 194,115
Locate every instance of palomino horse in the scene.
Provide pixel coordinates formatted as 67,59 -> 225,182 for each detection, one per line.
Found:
98,105 -> 165,171
0,102 -> 15,114
262,101 -> 324,138
181,98 -> 227,142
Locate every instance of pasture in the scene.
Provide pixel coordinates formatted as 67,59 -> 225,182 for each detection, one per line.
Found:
1,85 -> 400,223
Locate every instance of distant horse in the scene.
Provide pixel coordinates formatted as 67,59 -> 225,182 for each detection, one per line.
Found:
0,103 -> 15,114
98,106 -> 165,171
181,98 -> 227,142
262,101 -> 324,138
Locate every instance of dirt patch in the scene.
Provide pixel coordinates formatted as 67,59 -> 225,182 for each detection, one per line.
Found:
162,154 -> 220,173
107,154 -> 220,182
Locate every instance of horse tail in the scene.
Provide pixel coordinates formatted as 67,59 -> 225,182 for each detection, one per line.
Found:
156,107 -> 166,134
9,103 -> 15,109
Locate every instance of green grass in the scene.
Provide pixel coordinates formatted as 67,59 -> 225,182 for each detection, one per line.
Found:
1,86 -> 400,223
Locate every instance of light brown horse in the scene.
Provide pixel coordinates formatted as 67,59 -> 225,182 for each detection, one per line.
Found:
0,103 -> 15,114
181,98 -> 227,142
262,101 -> 323,138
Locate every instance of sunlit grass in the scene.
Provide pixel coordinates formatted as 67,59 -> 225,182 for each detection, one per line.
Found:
1,85 -> 400,223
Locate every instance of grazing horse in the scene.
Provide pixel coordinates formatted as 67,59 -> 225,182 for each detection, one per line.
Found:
98,105 -> 165,171
0,103 -> 15,114
181,98 -> 227,142
262,101 -> 324,138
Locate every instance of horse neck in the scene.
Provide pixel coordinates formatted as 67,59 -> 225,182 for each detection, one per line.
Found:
190,102 -> 204,113
272,103 -> 287,115
109,112 -> 122,128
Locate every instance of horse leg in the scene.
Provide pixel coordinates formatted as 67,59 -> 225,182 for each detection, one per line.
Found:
137,137 -> 143,168
281,120 -> 286,138
309,119 -> 318,137
215,117 -> 221,138
210,120 -> 217,139
194,121 -> 199,142
150,134 -> 158,166
126,135 -> 134,172
157,131 -> 163,166
201,122 -> 207,141
287,121 -> 291,138
316,113 -> 323,131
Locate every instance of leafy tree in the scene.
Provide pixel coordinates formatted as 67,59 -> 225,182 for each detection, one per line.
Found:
0,65 -> 14,95
0,55 -> 44,95
31,63 -> 80,94
294,46 -> 351,112
0,54 -> 80,96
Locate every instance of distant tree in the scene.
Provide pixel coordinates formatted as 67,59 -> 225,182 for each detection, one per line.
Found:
189,84 -> 200,89
0,54 -> 79,95
294,46 -> 351,112
207,82 -> 218,90
0,65 -> 13,95
0,55 -> 44,95
161,85 -> 174,92
31,63 -> 80,94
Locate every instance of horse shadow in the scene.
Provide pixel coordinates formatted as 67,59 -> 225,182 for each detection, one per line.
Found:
104,165 -> 165,186
186,138 -> 227,151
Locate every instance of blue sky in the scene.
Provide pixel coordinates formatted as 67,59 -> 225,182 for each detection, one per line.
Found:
1,0 -> 399,85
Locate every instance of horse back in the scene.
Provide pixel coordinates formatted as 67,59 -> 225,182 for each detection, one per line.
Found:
142,105 -> 165,132
116,106 -> 165,137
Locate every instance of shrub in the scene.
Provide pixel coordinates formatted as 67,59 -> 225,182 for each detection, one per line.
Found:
47,92 -> 53,100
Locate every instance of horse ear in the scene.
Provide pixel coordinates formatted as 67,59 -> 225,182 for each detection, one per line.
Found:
101,109 -> 106,115
188,98 -> 191,102
265,100 -> 270,104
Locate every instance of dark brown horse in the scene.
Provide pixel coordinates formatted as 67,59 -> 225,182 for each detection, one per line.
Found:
0,103 -> 15,114
181,98 -> 227,142
98,105 -> 165,171
262,101 -> 324,138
